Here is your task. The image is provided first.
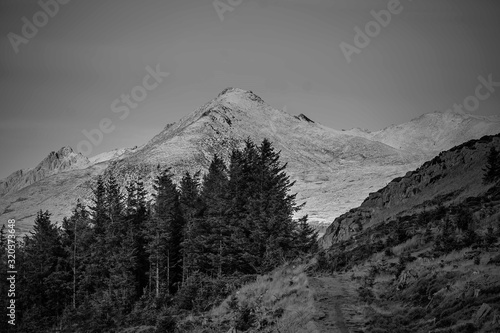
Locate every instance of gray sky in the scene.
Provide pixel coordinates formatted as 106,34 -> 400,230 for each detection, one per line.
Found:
1,0 -> 500,179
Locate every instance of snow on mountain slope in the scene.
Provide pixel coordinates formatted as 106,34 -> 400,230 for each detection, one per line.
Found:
346,110 -> 500,156
88,146 -> 141,164
1,88 -> 499,234
106,87 -> 420,224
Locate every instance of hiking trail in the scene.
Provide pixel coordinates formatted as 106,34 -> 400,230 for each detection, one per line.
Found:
310,274 -> 366,333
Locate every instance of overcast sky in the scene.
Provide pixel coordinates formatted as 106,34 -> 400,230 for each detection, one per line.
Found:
1,0 -> 499,179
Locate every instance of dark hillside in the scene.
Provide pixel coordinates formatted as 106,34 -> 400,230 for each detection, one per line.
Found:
320,134 -> 500,248
316,134 -> 500,332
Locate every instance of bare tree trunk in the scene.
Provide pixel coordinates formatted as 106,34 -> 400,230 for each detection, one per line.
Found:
155,257 -> 159,297
167,249 -> 170,293
182,252 -> 186,286
218,238 -> 222,278
149,261 -> 152,294
155,230 -> 160,297
73,219 -> 77,310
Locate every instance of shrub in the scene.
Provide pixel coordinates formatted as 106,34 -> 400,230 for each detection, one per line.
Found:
155,308 -> 176,333
235,302 -> 256,331
408,307 -> 426,321
174,273 -> 244,312
127,294 -> 160,326
435,317 -> 455,328
227,293 -> 239,311
358,286 -> 374,303
485,226 -> 497,246
315,250 -> 333,272
392,236 -> 421,256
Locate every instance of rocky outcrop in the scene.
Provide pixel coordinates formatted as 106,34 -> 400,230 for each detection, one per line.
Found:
0,146 -> 90,196
295,114 -> 314,123
319,134 -> 500,248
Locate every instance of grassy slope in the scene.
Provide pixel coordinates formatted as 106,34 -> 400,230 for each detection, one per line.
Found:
312,135 -> 500,332
173,263 -> 319,333
315,182 -> 500,333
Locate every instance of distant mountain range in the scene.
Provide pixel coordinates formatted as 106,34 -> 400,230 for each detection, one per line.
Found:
1,88 -> 499,234
345,110 -> 500,155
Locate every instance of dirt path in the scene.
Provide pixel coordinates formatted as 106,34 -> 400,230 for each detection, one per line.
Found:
309,274 -> 365,333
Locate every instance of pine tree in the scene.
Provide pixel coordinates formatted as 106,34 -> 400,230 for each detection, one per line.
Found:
180,171 -> 202,218
19,211 -> 70,331
106,173 -> 124,229
226,138 -> 305,273
61,200 -> 92,310
104,174 -> 141,315
294,215 -> 319,254
259,139 -> 300,265
227,142 -> 260,273
179,171 -> 203,283
85,176 -> 111,295
135,179 -> 148,217
149,168 -> 184,295
126,180 -> 138,217
200,155 -> 230,276
89,175 -> 108,235
242,139 -> 301,272
483,146 -> 500,184
126,178 -> 149,298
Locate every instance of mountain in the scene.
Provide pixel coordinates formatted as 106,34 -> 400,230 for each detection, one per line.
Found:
1,88 -> 499,234
345,110 -> 500,157
0,146 -> 90,197
319,134 -> 500,248
104,87 -> 421,221
314,134 -> 500,333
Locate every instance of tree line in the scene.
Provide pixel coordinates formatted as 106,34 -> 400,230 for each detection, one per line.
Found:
0,138 -> 318,332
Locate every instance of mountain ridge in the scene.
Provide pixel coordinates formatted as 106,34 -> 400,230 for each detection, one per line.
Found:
344,110 -> 500,156
0,146 -> 90,197
1,88 -> 500,234
319,133 -> 500,248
